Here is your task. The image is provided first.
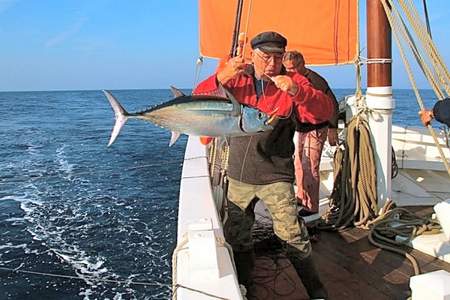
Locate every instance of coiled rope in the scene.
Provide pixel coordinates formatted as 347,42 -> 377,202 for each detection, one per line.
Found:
367,202 -> 441,275
319,112 -> 442,276
320,113 -> 378,230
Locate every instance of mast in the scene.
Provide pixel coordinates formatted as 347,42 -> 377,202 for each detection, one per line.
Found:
366,0 -> 394,208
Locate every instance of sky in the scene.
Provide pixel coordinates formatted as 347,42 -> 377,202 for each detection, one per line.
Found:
0,0 -> 449,92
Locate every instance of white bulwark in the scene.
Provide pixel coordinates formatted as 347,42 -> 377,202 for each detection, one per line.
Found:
173,136 -> 243,300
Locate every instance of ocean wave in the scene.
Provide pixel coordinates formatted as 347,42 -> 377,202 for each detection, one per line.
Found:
56,145 -> 75,180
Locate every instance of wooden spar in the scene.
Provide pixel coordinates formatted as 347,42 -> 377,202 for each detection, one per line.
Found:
366,0 -> 395,208
367,0 -> 392,87
229,0 -> 244,57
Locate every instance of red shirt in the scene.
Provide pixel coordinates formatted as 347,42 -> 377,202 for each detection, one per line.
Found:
193,72 -> 334,124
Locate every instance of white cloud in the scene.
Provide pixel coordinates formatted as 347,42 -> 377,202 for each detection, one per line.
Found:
45,17 -> 87,48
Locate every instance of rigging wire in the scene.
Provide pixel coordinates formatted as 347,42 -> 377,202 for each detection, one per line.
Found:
380,0 -> 450,176
321,0 -> 450,278
421,0 -> 432,39
240,0 -> 254,59
0,266 -> 164,287
230,0 -> 244,57
399,0 -> 450,94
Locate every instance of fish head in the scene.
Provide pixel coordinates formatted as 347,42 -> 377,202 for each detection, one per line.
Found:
241,106 -> 274,133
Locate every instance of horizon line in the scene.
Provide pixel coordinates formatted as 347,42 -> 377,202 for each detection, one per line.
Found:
0,87 -> 433,93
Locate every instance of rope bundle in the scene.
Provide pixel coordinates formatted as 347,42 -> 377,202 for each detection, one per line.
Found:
320,116 -> 378,230
368,203 -> 441,275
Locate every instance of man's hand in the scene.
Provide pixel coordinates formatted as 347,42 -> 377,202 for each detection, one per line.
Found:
271,75 -> 298,96
217,56 -> 247,85
327,128 -> 338,146
419,109 -> 433,126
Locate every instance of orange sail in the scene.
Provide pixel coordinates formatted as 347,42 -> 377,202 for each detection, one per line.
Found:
199,0 -> 358,65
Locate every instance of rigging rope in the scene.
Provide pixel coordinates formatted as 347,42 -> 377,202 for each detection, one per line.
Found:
240,0 -> 254,59
0,265 -> 164,287
395,0 -> 449,97
230,0 -> 244,57
380,0 -> 450,176
421,0 -> 432,39
324,1 -> 447,278
400,0 -> 450,93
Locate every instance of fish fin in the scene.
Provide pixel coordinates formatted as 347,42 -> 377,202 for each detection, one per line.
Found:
103,90 -> 129,147
169,131 -> 181,147
170,86 -> 186,98
218,84 -> 241,116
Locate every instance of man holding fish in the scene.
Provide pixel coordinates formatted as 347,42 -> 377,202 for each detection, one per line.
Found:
193,31 -> 334,299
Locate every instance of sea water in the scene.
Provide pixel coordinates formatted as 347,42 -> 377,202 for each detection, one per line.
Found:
0,89 -> 440,299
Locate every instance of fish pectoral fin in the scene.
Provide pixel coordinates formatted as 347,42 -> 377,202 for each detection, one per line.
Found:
218,84 -> 241,116
170,86 -> 186,98
169,131 -> 181,147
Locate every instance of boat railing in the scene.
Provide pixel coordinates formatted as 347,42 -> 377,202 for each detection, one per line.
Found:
173,136 -> 243,300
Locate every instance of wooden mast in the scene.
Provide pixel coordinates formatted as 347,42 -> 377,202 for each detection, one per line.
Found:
366,0 -> 395,207
367,0 -> 392,87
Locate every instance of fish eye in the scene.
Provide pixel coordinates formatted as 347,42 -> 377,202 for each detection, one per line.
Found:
257,112 -> 264,119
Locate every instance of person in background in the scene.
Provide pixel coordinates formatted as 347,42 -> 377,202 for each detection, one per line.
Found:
283,50 -> 339,217
419,98 -> 450,127
193,31 -> 334,299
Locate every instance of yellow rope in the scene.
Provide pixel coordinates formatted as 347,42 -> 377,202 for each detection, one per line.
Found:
380,0 -> 450,176
209,138 -> 217,175
399,0 -> 450,95
386,0 -> 442,98
393,0 -> 447,98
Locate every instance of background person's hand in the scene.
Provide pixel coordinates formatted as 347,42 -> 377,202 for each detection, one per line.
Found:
271,75 -> 298,95
327,128 -> 338,146
419,109 -> 433,126
217,56 -> 247,85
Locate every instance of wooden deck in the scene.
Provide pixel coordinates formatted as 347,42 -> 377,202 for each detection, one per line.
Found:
247,206 -> 450,300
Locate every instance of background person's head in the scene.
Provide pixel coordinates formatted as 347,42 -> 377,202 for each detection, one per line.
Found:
250,31 -> 287,79
283,50 -> 306,74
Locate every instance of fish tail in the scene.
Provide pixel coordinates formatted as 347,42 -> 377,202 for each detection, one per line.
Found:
103,90 -> 129,147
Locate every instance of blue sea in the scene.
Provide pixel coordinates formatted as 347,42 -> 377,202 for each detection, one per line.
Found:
0,89 -> 439,300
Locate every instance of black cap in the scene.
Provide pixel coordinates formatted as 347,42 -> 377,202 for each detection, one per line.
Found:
251,31 -> 287,53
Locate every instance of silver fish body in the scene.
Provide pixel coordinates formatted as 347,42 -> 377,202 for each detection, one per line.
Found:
104,88 -> 273,146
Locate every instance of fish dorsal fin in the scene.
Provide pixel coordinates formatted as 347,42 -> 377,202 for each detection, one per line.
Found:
169,131 -> 181,147
218,84 -> 241,116
170,86 -> 185,98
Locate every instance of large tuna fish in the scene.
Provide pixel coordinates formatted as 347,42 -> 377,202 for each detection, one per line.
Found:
104,87 -> 274,146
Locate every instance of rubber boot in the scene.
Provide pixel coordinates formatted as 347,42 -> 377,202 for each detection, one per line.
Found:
233,250 -> 255,290
287,251 -> 328,299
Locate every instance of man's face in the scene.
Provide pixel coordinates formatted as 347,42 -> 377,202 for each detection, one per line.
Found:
282,59 -> 300,73
251,48 -> 284,78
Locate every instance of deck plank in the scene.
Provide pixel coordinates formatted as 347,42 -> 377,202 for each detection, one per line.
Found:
247,206 -> 450,300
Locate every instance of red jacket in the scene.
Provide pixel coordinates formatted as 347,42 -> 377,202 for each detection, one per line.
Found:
193,72 -> 334,124
192,71 -> 335,185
